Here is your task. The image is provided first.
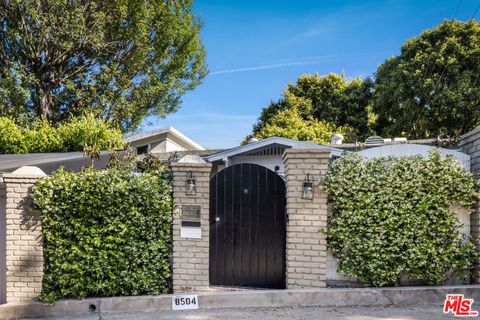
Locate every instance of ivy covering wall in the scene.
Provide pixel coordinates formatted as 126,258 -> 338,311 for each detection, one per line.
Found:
322,152 -> 478,286
33,162 -> 173,303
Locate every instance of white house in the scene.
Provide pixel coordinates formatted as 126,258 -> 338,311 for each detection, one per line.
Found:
125,126 -> 205,155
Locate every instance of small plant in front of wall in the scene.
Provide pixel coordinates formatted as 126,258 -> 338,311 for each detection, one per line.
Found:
322,151 -> 479,286
83,143 -> 100,167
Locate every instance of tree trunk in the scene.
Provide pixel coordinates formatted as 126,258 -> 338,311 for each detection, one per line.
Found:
36,83 -> 53,119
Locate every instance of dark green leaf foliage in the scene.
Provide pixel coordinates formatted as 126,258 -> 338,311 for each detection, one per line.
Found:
251,100 -> 286,138
374,20 -> 480,139
0,0 -> 206,132
33,164 -> 173,303
322,152 -> 478,286
249,73 -> 374,143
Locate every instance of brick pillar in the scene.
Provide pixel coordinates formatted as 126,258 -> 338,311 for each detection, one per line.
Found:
472,199 -> 480,283
171,161 -> 212,293
282,149 -> 330,288
459,128 -> 480,284
2,174 -> 44,302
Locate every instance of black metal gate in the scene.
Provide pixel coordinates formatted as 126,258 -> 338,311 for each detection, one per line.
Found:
209,163 -> 286,289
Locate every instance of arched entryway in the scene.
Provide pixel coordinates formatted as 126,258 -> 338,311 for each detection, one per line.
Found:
209,163 -> 286,289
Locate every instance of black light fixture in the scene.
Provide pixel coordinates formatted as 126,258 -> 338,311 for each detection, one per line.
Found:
301,174 -> 314,200
185,171 -> 196,196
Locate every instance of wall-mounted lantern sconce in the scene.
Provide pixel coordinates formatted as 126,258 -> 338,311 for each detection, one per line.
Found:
185,171 -> 196,196
301,174 -> 314,200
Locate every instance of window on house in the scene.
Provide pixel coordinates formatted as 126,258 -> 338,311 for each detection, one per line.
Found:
136,145 -> 148,155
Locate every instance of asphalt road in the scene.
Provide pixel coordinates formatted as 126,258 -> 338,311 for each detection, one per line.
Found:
23,304 -> 457,320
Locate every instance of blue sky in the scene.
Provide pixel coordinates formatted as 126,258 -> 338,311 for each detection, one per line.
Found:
142,0 -> 478,149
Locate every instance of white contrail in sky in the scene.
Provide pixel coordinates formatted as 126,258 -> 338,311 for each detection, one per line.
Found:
209,55 -> 343,75
169,113 -> 256,120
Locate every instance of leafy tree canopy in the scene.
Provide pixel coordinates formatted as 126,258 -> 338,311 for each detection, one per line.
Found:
249,20 -> 480,143
374,20 -> 480,139
244,92 -> 347,144
0,0 -> 206,131
248,73 -> 374,143
0,113 -> 123,154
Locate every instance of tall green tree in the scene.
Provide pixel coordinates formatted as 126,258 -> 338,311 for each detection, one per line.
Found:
245,93 -> 346,145
249,73 -> 374,142
374,20 -> 480,139
0,0 -> 207,131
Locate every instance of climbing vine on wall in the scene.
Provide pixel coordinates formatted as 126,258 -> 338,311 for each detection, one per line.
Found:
322,152 -> 478,286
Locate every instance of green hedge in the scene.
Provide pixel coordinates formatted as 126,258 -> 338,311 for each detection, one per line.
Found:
33,163 -> 173,303
0,117 -> 27,154
0,113 -> 124,154
322,152 -> 478,286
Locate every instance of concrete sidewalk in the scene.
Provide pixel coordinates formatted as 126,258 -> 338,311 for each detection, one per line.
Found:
21,305 -> 456,320
1,285 -> 478,319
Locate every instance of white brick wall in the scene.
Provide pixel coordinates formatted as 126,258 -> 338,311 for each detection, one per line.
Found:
171,162 -> 212,292
2,175 -> 43,303
460,127 -> 480,283
0,182 -> 6,304
282,149 -> 330,288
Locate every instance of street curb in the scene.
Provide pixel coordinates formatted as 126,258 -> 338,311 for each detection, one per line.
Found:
1,285 -> 479,319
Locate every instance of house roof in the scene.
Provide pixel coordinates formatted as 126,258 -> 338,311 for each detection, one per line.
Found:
0,151 -> 116,174
205,137 -> 345,162
322,138 -> 449,152
357,143 -> 470,170
124,126 -> 205,150
138,149 -> 223,162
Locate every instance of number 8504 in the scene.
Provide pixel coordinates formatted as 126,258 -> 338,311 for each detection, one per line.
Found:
175,297 -> 197,305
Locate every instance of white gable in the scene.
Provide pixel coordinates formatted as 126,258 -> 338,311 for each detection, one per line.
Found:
205,137 -> 344,163
125,126 -> 205,151
206,137 -> 346,177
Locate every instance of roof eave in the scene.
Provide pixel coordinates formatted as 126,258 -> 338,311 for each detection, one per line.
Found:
205,137 -> 345,162
124,126 -> 205,150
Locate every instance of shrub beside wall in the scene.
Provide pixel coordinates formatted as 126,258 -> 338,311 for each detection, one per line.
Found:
33,164 -> 173,303
322,152 -> 478,286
